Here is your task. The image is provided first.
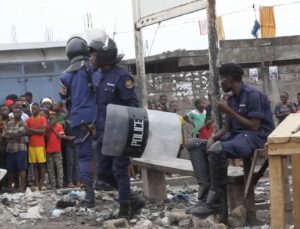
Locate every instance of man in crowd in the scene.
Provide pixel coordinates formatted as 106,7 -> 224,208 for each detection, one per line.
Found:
26,103 -> 47,191
2,106 -> 27,192
157,94 -> 169,111
186,63 -> 275,217
183,99 -> 207,138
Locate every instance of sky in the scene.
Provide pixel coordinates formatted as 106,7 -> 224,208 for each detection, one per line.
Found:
1,0 -> 300,59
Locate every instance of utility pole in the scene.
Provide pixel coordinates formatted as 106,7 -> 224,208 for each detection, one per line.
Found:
207,0 -> 222,131
132,0 -> 148,108
207,2 -> 228,224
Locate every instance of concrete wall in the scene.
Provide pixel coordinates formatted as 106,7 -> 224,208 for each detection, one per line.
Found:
1,35 -> 300,110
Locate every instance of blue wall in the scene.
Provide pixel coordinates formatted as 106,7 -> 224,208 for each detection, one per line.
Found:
0,61 -> 69,104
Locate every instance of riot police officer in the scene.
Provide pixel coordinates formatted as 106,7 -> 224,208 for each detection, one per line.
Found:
186,63 -> 275,219
59,36 -> 99,208
89,35 -> 145,219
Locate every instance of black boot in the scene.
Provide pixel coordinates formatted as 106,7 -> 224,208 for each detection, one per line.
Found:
185,139 -> 210,214
80,181 -> 95,208
129,192 -> 145,218
94,179 -> 116,191
191,141 -> 228,216
118,201 -> 130,219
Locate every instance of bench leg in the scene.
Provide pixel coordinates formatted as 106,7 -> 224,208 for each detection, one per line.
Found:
244,150 -> 258,198
243,158 -> 256,225
292,154 -> 300,228
141,168 -> 167,201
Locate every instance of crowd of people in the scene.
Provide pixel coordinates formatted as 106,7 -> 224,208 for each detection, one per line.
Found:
0,93 -> 81,193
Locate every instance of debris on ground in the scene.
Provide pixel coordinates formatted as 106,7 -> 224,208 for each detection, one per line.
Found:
0,176 -> 273,228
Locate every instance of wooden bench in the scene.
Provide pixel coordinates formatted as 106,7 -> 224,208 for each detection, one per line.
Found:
132,149 -> 268,224
267,114 -> 300,228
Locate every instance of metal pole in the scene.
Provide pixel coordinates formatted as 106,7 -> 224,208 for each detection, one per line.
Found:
132,0 -> 148,108
207,0 -> 222,131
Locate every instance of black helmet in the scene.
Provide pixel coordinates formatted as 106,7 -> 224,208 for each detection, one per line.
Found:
89,37 -> 120,66
66,36 -> 89,63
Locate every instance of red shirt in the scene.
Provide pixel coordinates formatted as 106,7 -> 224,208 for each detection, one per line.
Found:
199,125 -> 213,140
46,124 -> 64,153
26,115 -> 47,147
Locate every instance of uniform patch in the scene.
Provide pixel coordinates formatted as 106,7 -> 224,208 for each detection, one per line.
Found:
125,80 -> 134,89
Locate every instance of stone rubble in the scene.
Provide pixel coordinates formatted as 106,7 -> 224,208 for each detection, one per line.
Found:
0,178 -> 272,228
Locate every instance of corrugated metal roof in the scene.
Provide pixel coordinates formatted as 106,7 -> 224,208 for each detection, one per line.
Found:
0,41 -> 66,51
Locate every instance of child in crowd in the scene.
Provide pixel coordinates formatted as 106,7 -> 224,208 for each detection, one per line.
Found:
40,108 -> 50,120
2,107 -> 27,192
63,113 -> 81,188
46,113 -> 64,189
52,101 -> 67,126
26,103 -> 47,191
0,105 -> 9,172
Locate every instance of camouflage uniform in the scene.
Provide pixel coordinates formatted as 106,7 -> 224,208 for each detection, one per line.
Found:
47,152 -> 64,188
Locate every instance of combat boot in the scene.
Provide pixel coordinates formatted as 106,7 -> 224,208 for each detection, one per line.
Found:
80,181 -> 95,208
94,179 -> 116,191
185,139 -> 210,214
118,201 -> 130,219
191,141 -> 228,217
129,192 -> 146,218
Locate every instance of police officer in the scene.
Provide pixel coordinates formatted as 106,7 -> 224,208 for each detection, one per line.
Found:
89,35 -> 145,219
59,36 -> 99,208
186,63 -> 275,217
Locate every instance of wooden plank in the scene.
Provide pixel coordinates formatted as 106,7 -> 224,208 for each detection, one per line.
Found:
291,129 -> 300,142
268,142 -> 300,156
268,114 -> 300,144
269,155 -> 286,228
136,0 -> 207,29
132,158 -> 246,178
141,168 -> 167,201
282,156 -> 291,221
291,154 -> 300,228
256,148 -> 268,156
132,158 -> 194,176
242,158 -> 256,225
244,150 -> 258,198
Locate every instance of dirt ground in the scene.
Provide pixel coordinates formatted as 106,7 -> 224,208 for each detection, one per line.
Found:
0,177 -> 274,229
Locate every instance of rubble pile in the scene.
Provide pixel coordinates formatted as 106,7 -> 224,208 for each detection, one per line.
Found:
0,179 -> 271,229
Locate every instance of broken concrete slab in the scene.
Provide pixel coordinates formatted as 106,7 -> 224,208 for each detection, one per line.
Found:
134,219 -> 153,229
19,206 -> 42,219
192,215 -> 226,229
103,218 -> 130,228
168,208 -> 191,224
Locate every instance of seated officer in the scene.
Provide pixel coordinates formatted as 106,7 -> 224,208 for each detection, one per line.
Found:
186,63 -> 275,217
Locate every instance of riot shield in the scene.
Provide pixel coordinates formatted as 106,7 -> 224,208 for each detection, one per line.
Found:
101,104 -> 181,159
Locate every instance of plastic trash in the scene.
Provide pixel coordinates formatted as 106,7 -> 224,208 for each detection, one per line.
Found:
170,192 -> 190,203
20,206 -> 42,219
52,208 -> 65,217
68,191 -> 85,200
